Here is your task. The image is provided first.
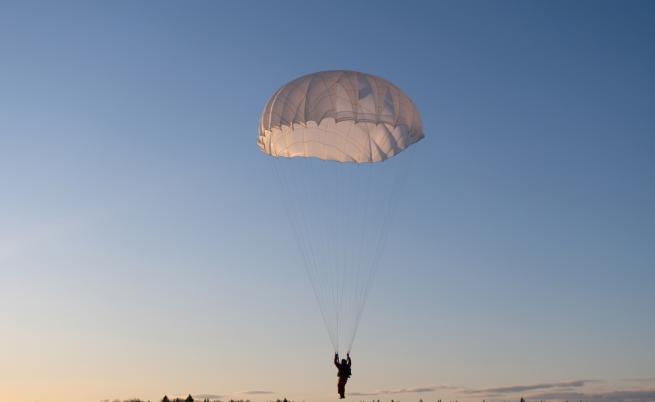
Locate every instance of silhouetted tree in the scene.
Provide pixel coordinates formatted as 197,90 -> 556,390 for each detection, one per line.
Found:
162,396 -> 170,402
185,395 -> 194,402
520,398 -> 525,402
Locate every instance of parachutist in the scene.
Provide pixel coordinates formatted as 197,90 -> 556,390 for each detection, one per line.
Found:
334,352 -> 352,399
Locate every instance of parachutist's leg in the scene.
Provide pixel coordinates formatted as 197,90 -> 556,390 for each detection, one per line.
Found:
338,378 -> 347,398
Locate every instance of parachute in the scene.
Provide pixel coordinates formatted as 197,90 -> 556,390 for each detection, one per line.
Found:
259,70 -> 424,354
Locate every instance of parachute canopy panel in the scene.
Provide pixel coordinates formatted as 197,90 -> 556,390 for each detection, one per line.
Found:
258,70 -> 424,163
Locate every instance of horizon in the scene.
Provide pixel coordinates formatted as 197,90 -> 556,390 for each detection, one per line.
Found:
1,1 -> 654,402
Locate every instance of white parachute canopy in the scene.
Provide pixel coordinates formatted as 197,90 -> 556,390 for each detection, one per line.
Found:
259,70 -> 424,354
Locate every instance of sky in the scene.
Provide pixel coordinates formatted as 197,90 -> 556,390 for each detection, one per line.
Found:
0,1 -> 654,402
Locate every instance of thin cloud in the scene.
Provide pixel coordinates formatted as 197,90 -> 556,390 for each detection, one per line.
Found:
350,385 -> 457,396
193,394 -> 223,400
461,380 -> 590,395
179,390 -> 274,399
623,377 -> 655,384
529,388 -> 655,402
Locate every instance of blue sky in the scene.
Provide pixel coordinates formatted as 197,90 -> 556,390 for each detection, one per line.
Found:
0,1 -> 654,402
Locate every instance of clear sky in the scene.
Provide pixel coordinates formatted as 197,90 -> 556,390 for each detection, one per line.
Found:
1,1 -> 654,402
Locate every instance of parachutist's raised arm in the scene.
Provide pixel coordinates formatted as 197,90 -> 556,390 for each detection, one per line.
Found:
347,353 -> 351,367
334,353 -> 339,367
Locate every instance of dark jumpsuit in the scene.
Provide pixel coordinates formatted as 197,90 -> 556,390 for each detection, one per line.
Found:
334,354 -> 352,398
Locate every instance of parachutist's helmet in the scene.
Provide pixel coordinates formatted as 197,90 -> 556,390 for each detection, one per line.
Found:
341,359 -> 347,365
